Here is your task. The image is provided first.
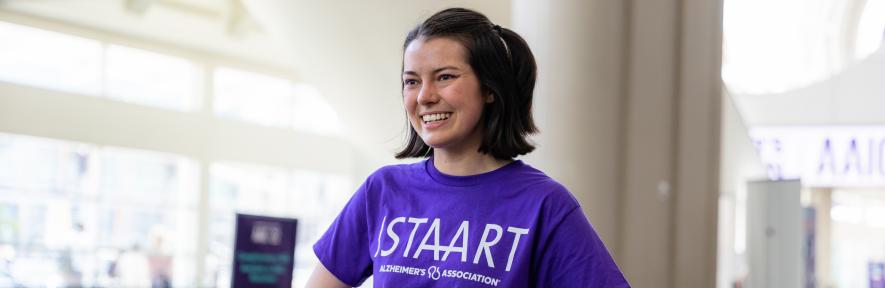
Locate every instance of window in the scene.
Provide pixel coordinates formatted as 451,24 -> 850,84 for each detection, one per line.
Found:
292,83 -> 343,135
213,67 -> 343,135
0,21 -> 200,111
213,67 -> 294,127
0,133 -> 198,287
0,22 -> 102,96
105,44 -> 199,110
0,20 -> 342,135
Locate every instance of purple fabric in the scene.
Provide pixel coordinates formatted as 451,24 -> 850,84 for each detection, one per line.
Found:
314,158 -> 630,287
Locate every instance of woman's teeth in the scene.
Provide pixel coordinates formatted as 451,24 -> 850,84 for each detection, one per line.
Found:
422,113 -> 452,123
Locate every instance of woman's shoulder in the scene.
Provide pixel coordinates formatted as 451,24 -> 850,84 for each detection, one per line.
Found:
376,160 -> 424,174
509,162 -> 581,208
363,159 -> 428,183
511,162 -> 566,190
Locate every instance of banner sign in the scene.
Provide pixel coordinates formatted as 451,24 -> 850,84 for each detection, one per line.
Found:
232,214 -> 298,288
750,126 -> 885,187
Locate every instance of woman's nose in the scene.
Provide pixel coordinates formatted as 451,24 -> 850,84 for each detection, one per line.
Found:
417,83 -> 439,105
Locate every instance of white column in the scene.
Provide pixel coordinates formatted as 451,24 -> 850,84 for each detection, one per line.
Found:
513,0 -> 626,254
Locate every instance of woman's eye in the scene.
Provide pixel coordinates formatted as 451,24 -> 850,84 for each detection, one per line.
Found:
438,74 -> 456,81
403,79 -> 418,86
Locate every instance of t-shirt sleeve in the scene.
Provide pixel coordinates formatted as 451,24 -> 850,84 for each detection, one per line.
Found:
313,180 -> 374,287
534,206 -> 631,288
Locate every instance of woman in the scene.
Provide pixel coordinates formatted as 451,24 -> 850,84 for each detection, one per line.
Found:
308,8 -> 630,288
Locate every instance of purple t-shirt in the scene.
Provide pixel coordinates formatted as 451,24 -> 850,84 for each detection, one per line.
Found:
314,158 -> 630,287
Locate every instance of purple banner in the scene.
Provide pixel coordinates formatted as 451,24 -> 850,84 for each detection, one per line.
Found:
232,214 -> 298,288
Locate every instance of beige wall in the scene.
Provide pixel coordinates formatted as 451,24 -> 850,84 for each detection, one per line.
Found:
515,1 -> 723,287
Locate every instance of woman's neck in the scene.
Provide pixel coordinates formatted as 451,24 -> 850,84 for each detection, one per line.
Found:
432,149 -> 512,176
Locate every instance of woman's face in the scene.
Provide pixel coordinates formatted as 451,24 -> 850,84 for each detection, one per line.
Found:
402,37 -> 492,153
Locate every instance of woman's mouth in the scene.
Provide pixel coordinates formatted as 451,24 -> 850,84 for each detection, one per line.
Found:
421,112 -> 452,124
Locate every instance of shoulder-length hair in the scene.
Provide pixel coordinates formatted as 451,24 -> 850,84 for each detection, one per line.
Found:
395,7 -> 539,161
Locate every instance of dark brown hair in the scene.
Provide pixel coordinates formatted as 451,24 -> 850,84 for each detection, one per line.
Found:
395,7 -> 538,160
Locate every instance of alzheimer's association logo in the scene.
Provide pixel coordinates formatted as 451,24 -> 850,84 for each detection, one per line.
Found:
427,266 -> 441,280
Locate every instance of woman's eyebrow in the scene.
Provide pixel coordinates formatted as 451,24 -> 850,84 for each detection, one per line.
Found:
432,66 -> 460,73
402,66 -> 462,76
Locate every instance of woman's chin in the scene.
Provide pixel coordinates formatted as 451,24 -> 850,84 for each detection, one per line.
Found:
420,137 -> 448,150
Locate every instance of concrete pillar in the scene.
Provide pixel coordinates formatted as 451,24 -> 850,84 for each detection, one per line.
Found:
513,0 -> 626,257
621,0 -> 679,286
672,1 -> 723,287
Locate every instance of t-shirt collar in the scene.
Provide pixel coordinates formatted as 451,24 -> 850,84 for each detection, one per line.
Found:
424,156 -> 523,187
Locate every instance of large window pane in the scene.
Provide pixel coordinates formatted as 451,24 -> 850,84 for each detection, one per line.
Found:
100,147 -> 198,209
213,67 -> 293,127
0,21 -> 102,95
213,67 -> 343,135
0,134 -> 94,199
0,133 -> 199,287
292,84 -> 343,135
105,45 -> 199,110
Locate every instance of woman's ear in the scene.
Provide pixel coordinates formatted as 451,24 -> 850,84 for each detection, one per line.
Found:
485,93 -> 495,103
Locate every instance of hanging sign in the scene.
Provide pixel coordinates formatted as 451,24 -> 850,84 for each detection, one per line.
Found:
750,126 -> 885,187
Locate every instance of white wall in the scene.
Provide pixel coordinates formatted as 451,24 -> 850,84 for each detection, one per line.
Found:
717,92 -> 768,288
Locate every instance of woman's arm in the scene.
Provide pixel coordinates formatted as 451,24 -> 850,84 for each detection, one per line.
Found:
305,262 -> 350,288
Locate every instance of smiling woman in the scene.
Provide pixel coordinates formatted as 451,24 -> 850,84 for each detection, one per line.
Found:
401,37 -> 491,165
307,7 -> 630,288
